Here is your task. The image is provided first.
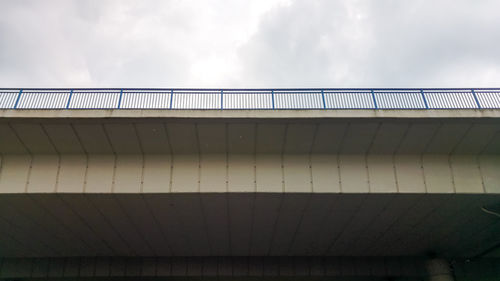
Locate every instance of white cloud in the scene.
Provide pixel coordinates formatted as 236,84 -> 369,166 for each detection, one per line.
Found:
0,0 -> 499,87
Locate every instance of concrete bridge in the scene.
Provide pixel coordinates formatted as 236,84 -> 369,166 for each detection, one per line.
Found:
0,88 -> 499,280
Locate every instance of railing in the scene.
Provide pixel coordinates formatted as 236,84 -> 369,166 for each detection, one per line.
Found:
1,88 -> 499,110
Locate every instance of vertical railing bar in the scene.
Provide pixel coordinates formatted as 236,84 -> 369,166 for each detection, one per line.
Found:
271,90 -> 275,109
221,89 -> 223,110
66,89 -> 74,109
471,89 -> 481,109
13,89 -> 23,109
321,89 -> 326,109
117,89 -> 123,109
371,89 -> 377,109
420,89 -> 429,109
170,89 -> 174,109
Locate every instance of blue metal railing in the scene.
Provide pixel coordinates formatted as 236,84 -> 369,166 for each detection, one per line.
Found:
0,88 -> 499,110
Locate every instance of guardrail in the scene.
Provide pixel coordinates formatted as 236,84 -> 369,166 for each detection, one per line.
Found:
1,88 -> 499,110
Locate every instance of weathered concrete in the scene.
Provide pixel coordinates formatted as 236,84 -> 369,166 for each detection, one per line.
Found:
1,153 -> 499,194
2,117 -> 500,154
426,259 -> 454,281
0,193 -> 498,258
0,256 -> 428,279
2,108 -> 500,119
0,256 -> 498,280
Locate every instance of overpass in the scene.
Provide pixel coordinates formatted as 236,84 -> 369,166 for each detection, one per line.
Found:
0,88 -> 499,280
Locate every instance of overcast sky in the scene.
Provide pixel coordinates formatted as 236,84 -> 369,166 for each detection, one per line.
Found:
1,0 -> 499,88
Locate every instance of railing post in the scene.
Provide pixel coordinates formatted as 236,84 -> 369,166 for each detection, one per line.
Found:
117,89 -> 123,109
271,90 -> 275,109
66,89 -> 74,109
221,89 -> 223,110
471,89 -> 481,109
321,89 -> 326,109
169,89 -> 174,109
371,89 -> 377,109
13,89 -> 23,109
420,89 -> 429,109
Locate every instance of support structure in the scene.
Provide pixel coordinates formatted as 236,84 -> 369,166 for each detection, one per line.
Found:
0,88 -> 499,280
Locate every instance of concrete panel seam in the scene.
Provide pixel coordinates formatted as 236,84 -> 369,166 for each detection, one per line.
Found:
247,193 -> 257,255
422,122 -> 443,154
280,124 -> 288,192
394,122 -> 412,154
225,194 -> 233,255
336,122 -> 350,155
199,195 -> 214,255
57,193 -> 117,255
101,123 -> 117,154
0,217 -> 41,256
366,122 -> 382,154
253,123 -> 257,192
54,154 -> 61,192
7,122 -> 33,155
392,154 -> 400,192
308,154 -> 314,192
308,123 -> 319,155
69,123 -> 88,155
366,123 -> 380,192
391,123 -> 411,191
336,123 -> 350,192
476,154 -> 487,193
82,154 -> 90,192
140,155 -> 146,193
29,194 -> 95,255
161,122 -> 175,192
420,153 -> 428,193
266,196 -> 285,256
84,194 -> 136,255
448,154 -> 457,193
0,154 -> 3,188
324,197 -> 365,255
110,154 -> 118,193
195,123 -> 201,192
3,210 -> 61,256
364,154 -> 370,193
307,124 -> 317,192
449,122 -> 474,155
24,155 -> 34,193
141,194 -> 174,255
40,123 -> 60,155
168,155 -> 174,193
113,195 -> 156,255
225,123 -> 229,192
479,129 -> 500,155
285,194 -> 312,255
132,123 -> 146,193
337,154 -> 343,192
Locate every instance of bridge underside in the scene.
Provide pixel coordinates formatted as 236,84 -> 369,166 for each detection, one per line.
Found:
0,193 -> 499,258
1,110 -> 500,279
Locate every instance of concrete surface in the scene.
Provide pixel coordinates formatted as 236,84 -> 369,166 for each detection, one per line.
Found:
1,109 -> 500,280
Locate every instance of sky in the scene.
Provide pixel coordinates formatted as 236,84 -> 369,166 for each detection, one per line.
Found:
1,0 -> 499,88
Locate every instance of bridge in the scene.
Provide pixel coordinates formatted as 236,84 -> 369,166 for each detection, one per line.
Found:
0,88 -> 499,280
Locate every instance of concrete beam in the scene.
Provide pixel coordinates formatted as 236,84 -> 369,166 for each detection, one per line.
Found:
0,193 -> 498,258
1,154 -> 499,194
2,109 -> 500,119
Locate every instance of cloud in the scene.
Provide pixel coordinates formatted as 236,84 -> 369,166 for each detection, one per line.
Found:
0,0 -> 499,87
237,0 -> 500,87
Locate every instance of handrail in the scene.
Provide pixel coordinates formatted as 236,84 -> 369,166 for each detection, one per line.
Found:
0,88 -> 499,110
